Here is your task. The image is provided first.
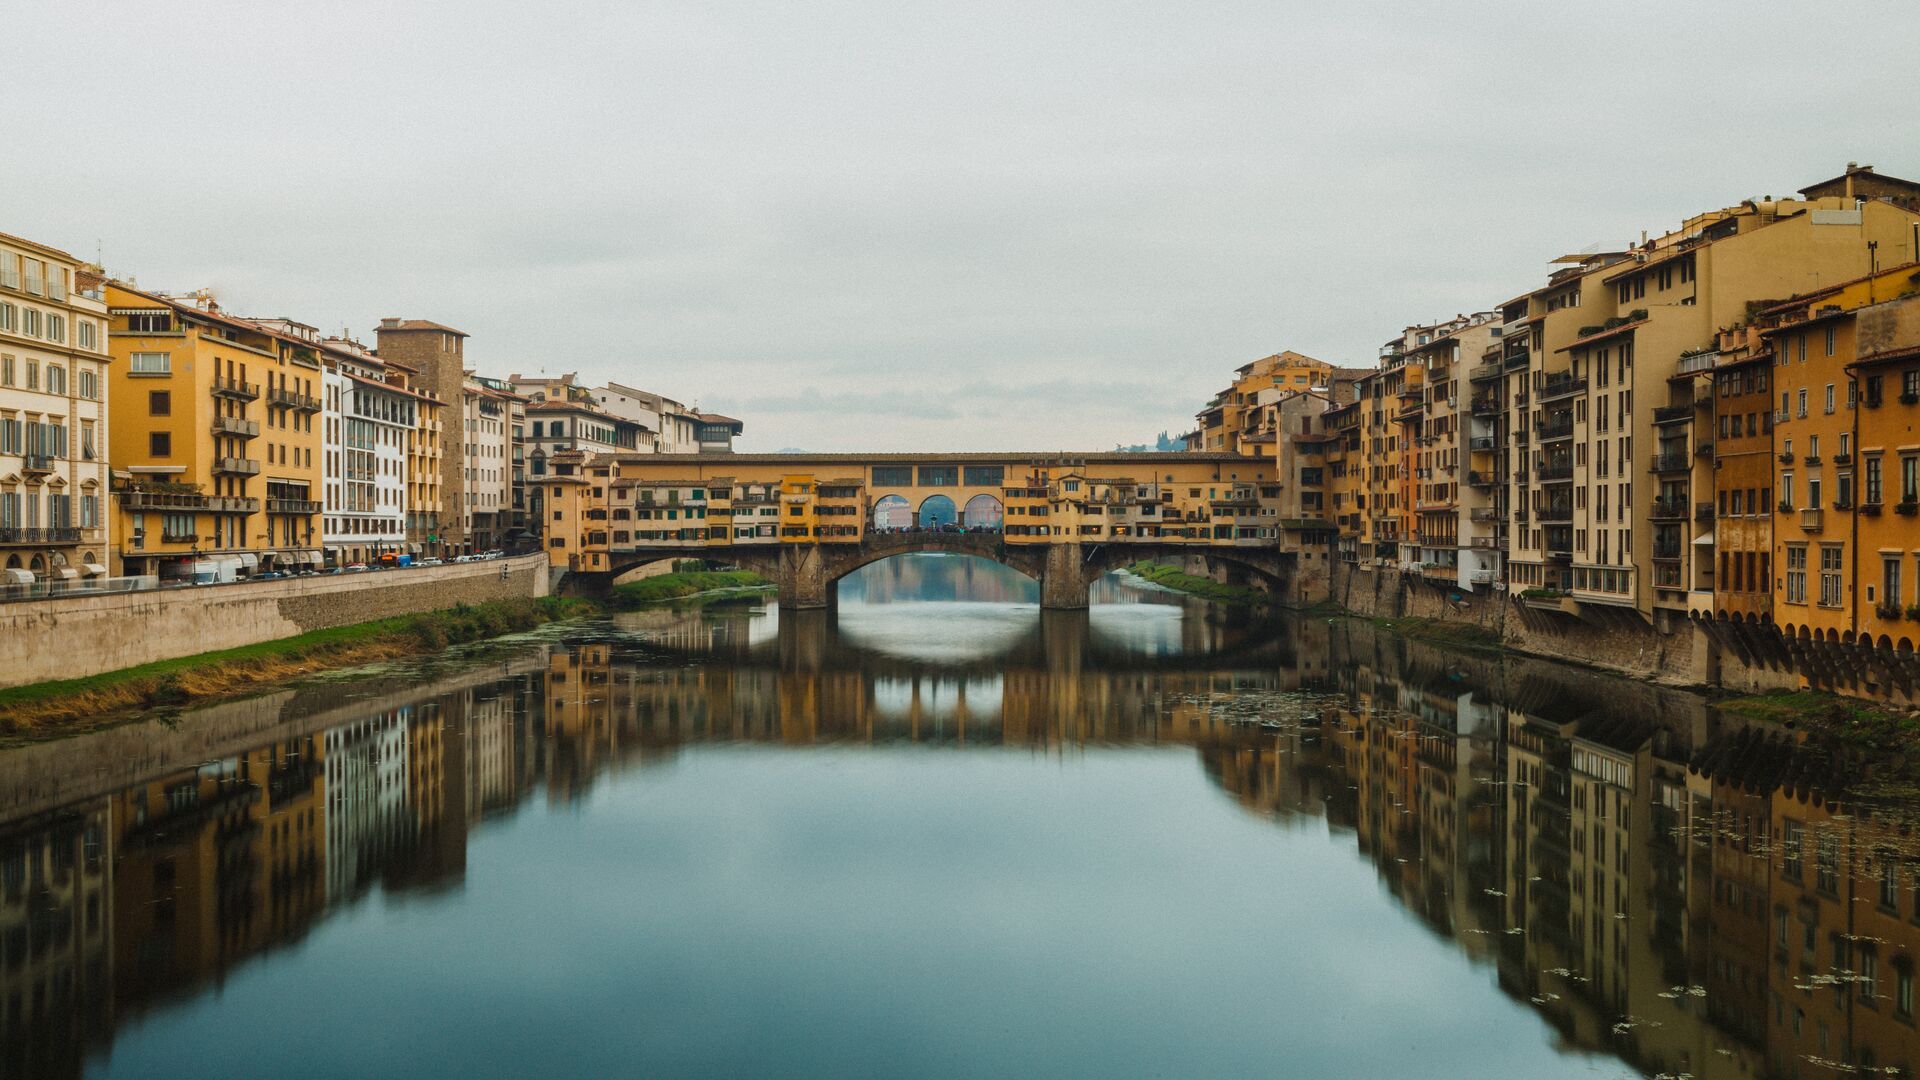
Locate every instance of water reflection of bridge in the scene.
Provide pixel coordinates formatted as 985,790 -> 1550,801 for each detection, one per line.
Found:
10,610 -> 1920,1079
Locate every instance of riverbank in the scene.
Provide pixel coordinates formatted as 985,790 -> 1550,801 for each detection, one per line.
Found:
1123,562 -> 1269,606
0,595 -> 597,735
612,569 -> 773,606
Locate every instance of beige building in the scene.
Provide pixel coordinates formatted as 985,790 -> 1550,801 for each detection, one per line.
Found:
0,233 -> 112,583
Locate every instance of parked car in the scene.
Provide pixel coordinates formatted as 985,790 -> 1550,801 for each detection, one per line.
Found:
418,557 -> 444,567
253,571 -> 286,581
345,562 -> 370,572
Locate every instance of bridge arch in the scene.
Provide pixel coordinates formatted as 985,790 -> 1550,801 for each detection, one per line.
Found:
589,535 -> 1295,612
963,494 -> 1004,530
918,494 -> 958,529
872,494 -> 912,531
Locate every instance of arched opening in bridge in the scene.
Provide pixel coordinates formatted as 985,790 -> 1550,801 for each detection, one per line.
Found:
872,494 -> 912,532
837,552 -> 1037,606
918,494 -> 958,530
962,494 -> 1004,531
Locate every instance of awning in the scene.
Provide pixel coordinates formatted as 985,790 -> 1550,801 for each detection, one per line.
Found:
52,567 -> 79,580
3,568 -> 33,584
1692,531 -> 1715,546
83,563 -> 108,576
237,553 -> 260,569
302,551 -> 323,565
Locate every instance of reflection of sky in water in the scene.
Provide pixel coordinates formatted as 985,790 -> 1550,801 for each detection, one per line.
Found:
89,751 -> 1618,1080
835,601 -> 1034,662
1085,602 -> 1189,657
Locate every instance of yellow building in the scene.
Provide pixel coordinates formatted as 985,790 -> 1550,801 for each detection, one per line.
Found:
0,233 -> 112,583
1195,351 -> 1348,454
1762,263 -> 1920,646
106,284 -> 324,578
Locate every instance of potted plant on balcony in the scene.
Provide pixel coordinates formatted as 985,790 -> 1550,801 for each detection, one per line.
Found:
1878,602 -> 1903,620
1900,500 -> 1920,517
1908,604 -> 1920,621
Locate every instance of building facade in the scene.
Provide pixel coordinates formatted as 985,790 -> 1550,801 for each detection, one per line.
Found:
107,285 -> 323,578
0,233 -> 111,583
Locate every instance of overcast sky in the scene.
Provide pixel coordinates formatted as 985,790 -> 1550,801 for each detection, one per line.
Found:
3,2 -> 1910,451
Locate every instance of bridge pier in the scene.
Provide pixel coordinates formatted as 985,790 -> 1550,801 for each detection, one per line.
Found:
776,545 -> 833,610
1039,543 -> 1092,610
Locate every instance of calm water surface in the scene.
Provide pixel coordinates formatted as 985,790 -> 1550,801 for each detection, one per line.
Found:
4,553 -> 1918,1079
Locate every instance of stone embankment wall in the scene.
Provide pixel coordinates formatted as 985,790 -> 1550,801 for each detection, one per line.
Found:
0,553 -> 550,689
1322,561 -> 1810,696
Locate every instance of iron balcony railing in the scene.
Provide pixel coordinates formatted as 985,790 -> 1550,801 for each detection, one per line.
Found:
211,415 -> 260,438
0,527 -> 80,545
268,387 -> 322,411
212,376 -> 260,400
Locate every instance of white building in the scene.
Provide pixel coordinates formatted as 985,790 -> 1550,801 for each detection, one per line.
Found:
320,336 -> 414,564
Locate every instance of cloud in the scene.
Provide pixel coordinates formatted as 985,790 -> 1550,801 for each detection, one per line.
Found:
3,0 -> 1912,451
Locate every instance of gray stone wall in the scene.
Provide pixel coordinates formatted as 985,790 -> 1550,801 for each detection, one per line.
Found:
0,554 -> 549,689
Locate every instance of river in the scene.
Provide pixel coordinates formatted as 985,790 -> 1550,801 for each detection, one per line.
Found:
1,552 -> 1915,1079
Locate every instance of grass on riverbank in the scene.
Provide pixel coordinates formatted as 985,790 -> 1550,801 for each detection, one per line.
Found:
612,569 -> 772,606
0,595 -> 597,734
1123,562 -> 1269,606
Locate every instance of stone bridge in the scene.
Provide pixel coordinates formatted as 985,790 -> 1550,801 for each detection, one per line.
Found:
573,531 -> 1295,610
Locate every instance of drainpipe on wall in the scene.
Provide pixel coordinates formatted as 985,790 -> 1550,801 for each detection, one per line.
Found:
1848,365 -> 1862,639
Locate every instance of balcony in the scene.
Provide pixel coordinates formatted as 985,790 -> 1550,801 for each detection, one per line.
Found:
1695,503 -> 1715,523
1674,350 -> 1717,376
1535,504 -> 1573,523
120,489 -> 209,512
1652,405 -> 1693,425
1469,362 -> 1503,383
212,456 -> 261,476
1538,419 -> 1574,442
1652,542 -> 1683,560
1650,453 -> 1691,473
208,496 -> 259,513
211,415 -> 260,438
1650,497 -> 1689,520
1468,436 -> 1496,451
267,497 -> 322,514
1471,398 -> 1499,418
1833,452 -> 1853,466
21,454 -> 54,474
211,376 -> 260,401
1695,441 -> 1713,458
1504,352 -> 1529,371
1801,507 -> 1824,532
1538,375 -> 1587,402
1466,470 -> 1495,487
0,527 -> 80,545
1469,507 -> 1499,522
1469,536 -> 1499,549
1538,462 -> 1573,482
269,387 -> 323,412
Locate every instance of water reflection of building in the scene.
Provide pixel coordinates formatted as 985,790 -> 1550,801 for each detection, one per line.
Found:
16,597 -> 1920,1078
0,800 -> 113,1080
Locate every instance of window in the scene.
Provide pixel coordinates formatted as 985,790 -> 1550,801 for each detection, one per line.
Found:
149,432 -> 171,457
149,390 -> 170,416
1827,326 -> 1838,356
1820,546 -> 1844,607
21,308 -> 40,337
1786,545 -> 1808,604
1783,819 -> 1804,877
1826,384 -> 1836,414
1886,557 -> 1902,609
77,320 -> 97,350
1907,456 -> 1920,503
77,368 -> 97,399
129,351 -> 171,374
